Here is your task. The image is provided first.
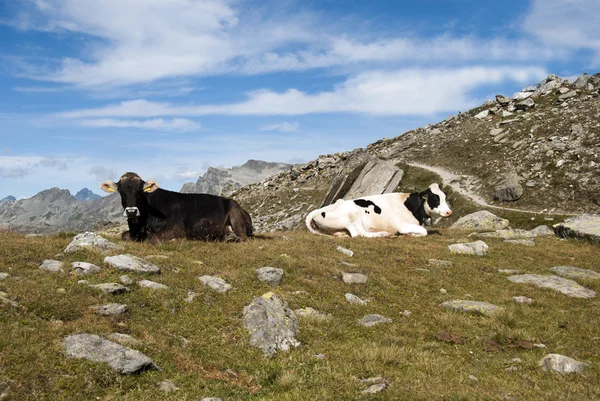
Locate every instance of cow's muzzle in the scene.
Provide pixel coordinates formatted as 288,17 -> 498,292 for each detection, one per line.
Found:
124,207 -> 140,218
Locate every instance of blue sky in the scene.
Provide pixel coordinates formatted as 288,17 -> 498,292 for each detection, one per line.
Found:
0,0 -> 598,198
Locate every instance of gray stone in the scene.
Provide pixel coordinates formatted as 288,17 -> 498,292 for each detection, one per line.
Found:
336,246 -> 354,257
451,211 -> 509,230
107,333 -> 141,346
345,293 -> 367,305
508,274 -> 596,298
342,272 -> 368,284
294,307 -> 332,321
540,354 -> 587,374
478,229 -> 533,239
474,110 -> 489,119
64,232 -> 124,253
533,75 -> 563,97
71,262 -> 101,275
201,398 -> 223,401
489,128 -> 504,137
498,269 -> 520,274
512,296 -> 533,304
553,215 -> 600,244
359,314 -> 392,327
89,283 -> 130,295
448,240 -> 488,256
242,292 -> 300,355
63,334 -> 158,374
0,291 -> 19,307
550,266 -> 600,280
184,291 -> 198,303
120,275 -> 133,285
39,259 -> 64,272
90,303 -> 129,316
515,98 -> 535,111
362,383 -> 387,394
440,300 -> 503,316
494,173 -> 523,202
198,276 -> 232,293
0,272 -> 9,280
495,95 -> 512,106
427,259 -> 453,267
530,225 -> 555,237
138,280 -> 168,290
504,239 -> 536,246
513,91 -> 532,100
558,90 -> 577,101
104,255 -> 161,274
157,380 -> 178,393
256,267 -> 284,285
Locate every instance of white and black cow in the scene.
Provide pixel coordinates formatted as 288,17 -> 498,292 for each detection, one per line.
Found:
305,183 -> 452,238
101,172 -> 253,242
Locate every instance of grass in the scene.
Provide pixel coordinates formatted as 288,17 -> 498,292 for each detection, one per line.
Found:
1,222 -> 599,400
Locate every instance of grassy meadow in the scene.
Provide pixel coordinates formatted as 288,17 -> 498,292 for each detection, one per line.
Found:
1,219 -> 599,400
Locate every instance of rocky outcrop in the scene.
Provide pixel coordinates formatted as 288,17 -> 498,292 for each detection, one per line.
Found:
451,211 -> 509,230
0,195 -> 15,202
494,173 -> 523,202
553,215 -> 600,244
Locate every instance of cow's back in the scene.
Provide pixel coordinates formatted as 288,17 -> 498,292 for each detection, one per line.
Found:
353,192 -> 419,230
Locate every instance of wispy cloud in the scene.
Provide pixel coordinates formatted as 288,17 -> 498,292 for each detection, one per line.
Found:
57,66 -> 547,117
259,122 -> 299,132
79,118 -> 201,132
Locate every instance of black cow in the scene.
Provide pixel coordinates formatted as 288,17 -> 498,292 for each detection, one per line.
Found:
101,172 -> 253,242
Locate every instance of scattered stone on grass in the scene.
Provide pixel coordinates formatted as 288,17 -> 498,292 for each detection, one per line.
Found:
294,307 -> 332,322
0,291 -> 20,308
138,280 -> 169,290
78,280 -> 88,285
540,354 -> 587,374
530,225 -> 555,237
39,259 -> 64,272
201,398 -> 223,401
498,269 -> 519,274
71,262 -> 101,275
256,267 -> 284,285
439,288 -> 447,294
198,276 -> 232,293
362,383 -> 387,394
90,303 -> 129,316
242,292 -> 300,355
450,211 -> 509,230
478,229 -> 533,239
64,232 -> 124,253
504,239 -> 536,246
508,274 -> 596,298
550,266 -> 600,280
157,380 -> 178,393
468,374 -> 478,382
427,259 -> 453,267
440,300 -> 504,316
448,240 -> 488,256
120,275 -> 133,285
342,272 -> 367,284
104,255 -> 161,274
315,353 -> 326,359
63,334 -> 159,374
107,333 -> 141,346
512,296 -> 533,304
336,246 -> 354,257
184,291 -> 198,303
359,314 -> 392,327
0,273 -> 9,280
345,293 -> 367,305
89,283 -> 130,295
553,214 -> 600,244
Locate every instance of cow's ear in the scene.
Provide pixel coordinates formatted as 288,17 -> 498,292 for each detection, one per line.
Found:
100,180 -> 118,193
143,180 -> 159,193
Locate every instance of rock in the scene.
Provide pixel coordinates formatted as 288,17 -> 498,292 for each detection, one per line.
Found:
294,307 -> 332,321
256,267 -> 284,285
507,274 -> 596,298
345,293 -> 367,305
0,291 -> 20,307
498,269 -> 520,274
107,333 -> 141,346
427,259 -> 453,267
451,211 -> 509,230
342,272 -> 368,284
198,276 -> 232,293
104,255 -> 161,274
89,283 -> 130,295
242,292 -> 300,355
64,232 -> 124,253
39,259 -> 64,272
71,262 -> 101,275
184,291 -> 198,303
512,296 -> 533,304
558,90 -> 577,101
201,398 -> 223,401
361,383 -> 387,394
515,98 -> 535,111
448,240 -> 488,256
494,173 -> 523,202
553,215 -> 600,244
63,334 -> 158,374
478,229 -> 533,239
489,128 -> 504,137
359,314 -> 392,327
540,354 -> 587,374
504,239 -> 535,246
0,272 -> 8,280
336,246 -> 354,257
530,225 -> 555,237
495,95 -> 512,106
90,303 -> 129,316
120,275 -> 133,285
474,110 -> 489,119
513,91 -> 532,100
468,375 -> 478,382
533,75 -> 563,97
440,300 -> 503,316
138,280 -> 169,290
550,266 -> 600,280
157,380 -> 178,393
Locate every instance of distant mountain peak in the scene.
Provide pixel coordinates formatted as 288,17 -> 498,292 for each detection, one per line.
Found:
75,188 -> 102,201
0,195 -> 16,203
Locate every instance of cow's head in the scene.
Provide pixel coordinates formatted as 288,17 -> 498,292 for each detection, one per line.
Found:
420,183 -> 452,218
100,172 -> 159,218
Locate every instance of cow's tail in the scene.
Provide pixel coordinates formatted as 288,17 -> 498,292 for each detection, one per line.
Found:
305,209 -> 325,235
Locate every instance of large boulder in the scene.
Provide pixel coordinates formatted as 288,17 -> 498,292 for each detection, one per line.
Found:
553,215 -> 600,244
494,173 -> 523,202
451,211 -> 509,230
65,232 -> 124,253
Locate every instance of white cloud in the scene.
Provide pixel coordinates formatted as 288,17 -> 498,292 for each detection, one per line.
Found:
88,165 -> 117,181
79,118 -> 201,132
58,66 -> 547,118
259,122 -> 299,132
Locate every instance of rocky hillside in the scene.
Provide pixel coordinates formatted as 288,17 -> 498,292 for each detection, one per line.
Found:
181,159 -> 290,196
232,73 -> 600,232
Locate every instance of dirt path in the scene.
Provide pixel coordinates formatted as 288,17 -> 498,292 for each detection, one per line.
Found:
405,162 -> 577,216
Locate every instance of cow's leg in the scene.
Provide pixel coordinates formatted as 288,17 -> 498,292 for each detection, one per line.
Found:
224,201 -> 253,241
397,223 -> 428,237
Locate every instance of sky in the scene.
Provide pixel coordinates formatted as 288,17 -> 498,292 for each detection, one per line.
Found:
0,0 -> 599,199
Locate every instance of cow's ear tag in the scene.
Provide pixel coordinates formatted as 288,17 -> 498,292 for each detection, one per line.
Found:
421,195 -> 427,200
143,180 -> 159,193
